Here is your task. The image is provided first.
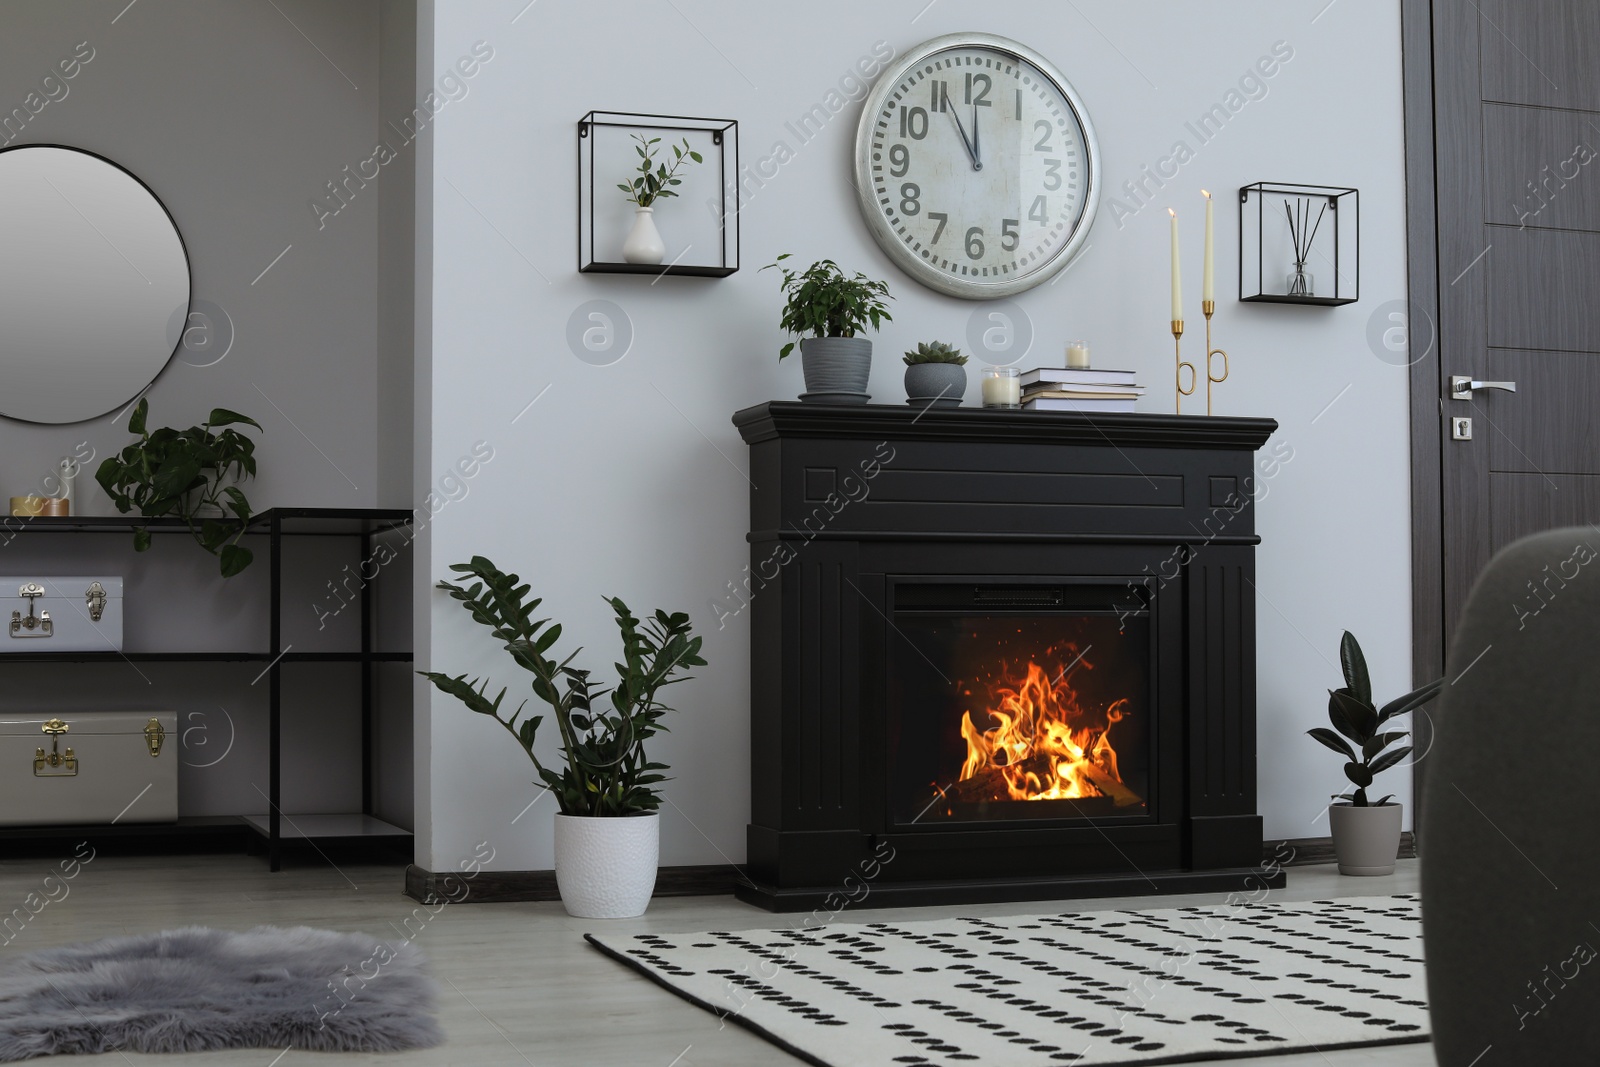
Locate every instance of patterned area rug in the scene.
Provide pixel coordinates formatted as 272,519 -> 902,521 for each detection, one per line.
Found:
588,895 -> 1428,1067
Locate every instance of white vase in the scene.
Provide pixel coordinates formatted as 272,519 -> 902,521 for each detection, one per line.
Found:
622,206 -> 666,265
552,812 -> 659,918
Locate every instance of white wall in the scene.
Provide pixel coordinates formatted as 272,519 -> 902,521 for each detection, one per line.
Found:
419,0 -> 1414,872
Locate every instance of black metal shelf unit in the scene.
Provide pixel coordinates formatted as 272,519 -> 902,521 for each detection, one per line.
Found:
0,507 -> 414,869
577,110 -> 739,277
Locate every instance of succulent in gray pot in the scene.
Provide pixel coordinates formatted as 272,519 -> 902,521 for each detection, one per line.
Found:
1309,631 -> 1442,876
903,342 -> 969,408
763,254 -> 893,404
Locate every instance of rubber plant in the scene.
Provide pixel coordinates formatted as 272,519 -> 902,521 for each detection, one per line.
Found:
762,254 -> 893,359
421,556 -> 705,817
1308,631 -> 1442,806
95,398 -> 261,578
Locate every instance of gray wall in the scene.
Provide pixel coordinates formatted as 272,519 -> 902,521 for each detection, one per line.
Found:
0,0 -> 415,827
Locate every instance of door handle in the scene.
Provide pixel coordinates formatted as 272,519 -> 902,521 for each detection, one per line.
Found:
1450,375 -> 1518,399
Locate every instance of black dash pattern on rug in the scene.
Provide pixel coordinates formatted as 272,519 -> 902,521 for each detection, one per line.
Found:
0,925 -> 442,1061
587,895 -> 1428,1067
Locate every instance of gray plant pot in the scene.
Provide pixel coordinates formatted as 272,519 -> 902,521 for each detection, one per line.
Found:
799,337 -> 872,398
904,363 -> 967,404
1328,802 -> 1403,875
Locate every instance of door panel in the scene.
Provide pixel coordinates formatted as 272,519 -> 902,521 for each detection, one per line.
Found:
1486,350 -> 1600,473
1480,0 -> 1600,109
1481,104 -> 1600,231
1486,228 -> 1600,350
1491,476 -> 1600,550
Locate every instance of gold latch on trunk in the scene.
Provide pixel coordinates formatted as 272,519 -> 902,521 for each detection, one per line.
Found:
144,718 -> 164,757
10,582 -> 52,639
34,718 -> 76,777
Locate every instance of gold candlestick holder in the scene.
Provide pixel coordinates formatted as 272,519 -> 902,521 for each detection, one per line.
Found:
1173,319 -> 1195,414
1201,299 -> 1229,416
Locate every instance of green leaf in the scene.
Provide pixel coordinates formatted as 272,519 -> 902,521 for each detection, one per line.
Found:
206,408 -> 262,432
1378,678 -> 1443,722
1344,761 -> 1374,788
128,397 -> 148,435
1328,688 -> 1378,744
1367,745 -> 1412,775
133,527 -> 152,552
218,543 -> 252,578
221,486 -> 252,523
1362,730 -> 1408,760
1307,727 -> 1356,761
1339,631 -> 1371,704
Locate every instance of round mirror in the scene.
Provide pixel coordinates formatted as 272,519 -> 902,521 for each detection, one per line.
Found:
0,145 -> 190,425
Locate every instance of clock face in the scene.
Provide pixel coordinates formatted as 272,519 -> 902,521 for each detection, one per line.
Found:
854,33 -> 1100,300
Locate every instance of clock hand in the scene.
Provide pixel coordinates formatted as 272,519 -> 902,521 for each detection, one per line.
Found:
943,84 -> 982,171
971,103 -> 981,168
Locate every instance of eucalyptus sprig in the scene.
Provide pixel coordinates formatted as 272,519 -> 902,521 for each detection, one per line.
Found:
94,398 -> 261,578
762,254 -> 894,359
421,556 -> 705,817
618,134 -> 703,208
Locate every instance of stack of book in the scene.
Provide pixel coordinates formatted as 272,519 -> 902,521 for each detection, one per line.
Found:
1021,367 -> 1146,412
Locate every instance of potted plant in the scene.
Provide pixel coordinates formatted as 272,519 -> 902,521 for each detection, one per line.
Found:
903,341 -> 968,408
1308,631 -> 1442,875
421,556 -> 705,918
617,134 -> 703,265
763,254 -> 893,403
95,398 -> 261,577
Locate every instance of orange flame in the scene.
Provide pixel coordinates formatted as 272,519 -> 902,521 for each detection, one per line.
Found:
957,660 -> 1140,805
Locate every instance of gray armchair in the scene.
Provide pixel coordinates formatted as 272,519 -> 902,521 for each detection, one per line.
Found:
1421,526 -> 1600,1061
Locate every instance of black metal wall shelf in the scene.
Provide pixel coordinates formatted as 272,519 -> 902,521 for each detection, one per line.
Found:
0,507 -> 414,868
1239,182 -> 1358,307
578,110 -> 739,278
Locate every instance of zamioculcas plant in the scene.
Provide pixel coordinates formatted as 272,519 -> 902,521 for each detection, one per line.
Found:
1308,630 -> 1443,806
420,556 -> 705,817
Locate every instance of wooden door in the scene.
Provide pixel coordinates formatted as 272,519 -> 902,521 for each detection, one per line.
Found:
1435,0 -> 1600,639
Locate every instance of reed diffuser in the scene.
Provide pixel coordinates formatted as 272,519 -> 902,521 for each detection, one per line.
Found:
1284,196 -> 1326,298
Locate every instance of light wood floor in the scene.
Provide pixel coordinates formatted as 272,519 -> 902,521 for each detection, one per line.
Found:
0,850 -> 1433,1066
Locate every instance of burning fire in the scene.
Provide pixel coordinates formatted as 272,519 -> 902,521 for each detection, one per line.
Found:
956,660 -> 1140,806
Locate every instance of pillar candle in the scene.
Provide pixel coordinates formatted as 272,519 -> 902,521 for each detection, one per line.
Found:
1202,190 -> 1215,303
1066,341 -> 1090,369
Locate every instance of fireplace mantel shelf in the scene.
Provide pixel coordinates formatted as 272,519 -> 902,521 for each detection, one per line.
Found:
734,401 -> 1278,450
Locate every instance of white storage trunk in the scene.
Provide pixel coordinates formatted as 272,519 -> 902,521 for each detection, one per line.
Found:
0,711 -> 177,825
0,577 -> 123,652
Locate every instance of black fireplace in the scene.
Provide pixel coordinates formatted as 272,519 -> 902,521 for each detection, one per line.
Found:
732,402 -> 1281,911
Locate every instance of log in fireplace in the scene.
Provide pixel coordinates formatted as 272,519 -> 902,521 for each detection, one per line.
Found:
732,402 -> 1284,911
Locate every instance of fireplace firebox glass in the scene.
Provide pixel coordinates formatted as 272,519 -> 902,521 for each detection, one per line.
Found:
887,584 -> 1152,827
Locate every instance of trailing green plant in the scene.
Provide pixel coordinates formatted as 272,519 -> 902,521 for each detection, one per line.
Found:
1307,630 -> 1442,807
762,253 -> 893,359
903,341 -> 968,366
421,556 -> 706,817
94,398 -> 260,578
617,134 -> 703,208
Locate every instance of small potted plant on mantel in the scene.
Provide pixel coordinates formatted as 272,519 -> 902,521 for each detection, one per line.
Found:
763,254 -> 893,404
422,557 -> 705,918
618,134 -> 703,265
903,341 -> 968,408
1308,631 -> 1442,875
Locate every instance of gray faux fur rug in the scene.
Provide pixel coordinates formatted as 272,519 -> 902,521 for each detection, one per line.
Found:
0,925 -> 442,1060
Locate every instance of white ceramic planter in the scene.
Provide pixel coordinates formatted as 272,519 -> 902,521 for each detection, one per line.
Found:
622,206 -> 666,265
1329,802 -> 1403,876
553,812 -> 660,918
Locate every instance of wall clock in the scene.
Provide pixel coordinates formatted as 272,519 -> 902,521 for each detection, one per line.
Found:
854,32 -> 1100,300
